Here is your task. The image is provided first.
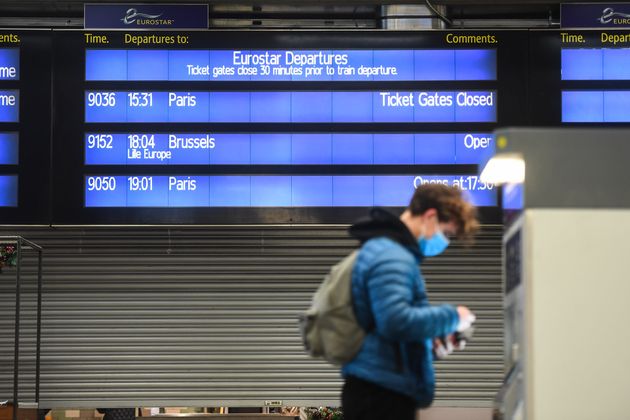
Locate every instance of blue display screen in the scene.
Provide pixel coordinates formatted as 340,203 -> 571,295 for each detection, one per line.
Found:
0,132 -> 18,164
0,175 -> 18,207
85,175 -> 496,208
0,49 -> 19,80
0,50 -> 19,209
86,49 -> 497,81
562,48 -> 630,80
84,91 -> 497,123
562,90 -> 630,122
80,39 -> 503,216
84,132 -> 495,165
502,182 -> 524,211
0,90 -> 19,122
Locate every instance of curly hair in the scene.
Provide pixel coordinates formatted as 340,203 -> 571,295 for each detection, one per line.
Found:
408,183 -> 479,241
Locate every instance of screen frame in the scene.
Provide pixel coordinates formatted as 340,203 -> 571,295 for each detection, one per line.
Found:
52,29 -> 529,225
0,29 -> 53,224
529,28 -> 630,125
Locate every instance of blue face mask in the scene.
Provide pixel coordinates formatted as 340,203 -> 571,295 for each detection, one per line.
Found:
418,230 -> 450,257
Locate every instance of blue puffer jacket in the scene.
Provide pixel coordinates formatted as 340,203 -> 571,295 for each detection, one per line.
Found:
341,208 -> 460,408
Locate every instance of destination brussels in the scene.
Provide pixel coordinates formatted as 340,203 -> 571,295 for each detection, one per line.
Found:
127,134 -> 215,161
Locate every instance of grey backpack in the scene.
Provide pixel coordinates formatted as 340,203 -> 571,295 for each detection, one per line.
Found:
299,250 -> 365,366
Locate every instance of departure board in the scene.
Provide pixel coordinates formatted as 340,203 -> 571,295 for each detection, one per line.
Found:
53,30 -> 528,224
0,30 -> 51,223
0,47 -> 20,207
530,29 -> 630,125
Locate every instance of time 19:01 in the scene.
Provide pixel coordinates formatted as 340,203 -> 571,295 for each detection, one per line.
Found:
128,176 -> 153,191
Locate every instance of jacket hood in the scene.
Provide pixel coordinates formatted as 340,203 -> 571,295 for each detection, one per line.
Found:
349,208 -> 422,260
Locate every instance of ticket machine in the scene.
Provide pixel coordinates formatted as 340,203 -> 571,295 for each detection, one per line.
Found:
481,128 -> 630,420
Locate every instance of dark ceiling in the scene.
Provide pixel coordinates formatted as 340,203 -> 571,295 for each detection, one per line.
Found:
0,0 -> 617,28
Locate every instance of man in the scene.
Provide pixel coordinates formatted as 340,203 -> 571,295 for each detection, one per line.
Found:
341,184 -> 479,420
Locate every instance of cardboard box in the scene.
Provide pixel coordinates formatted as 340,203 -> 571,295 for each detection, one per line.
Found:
139,408 -> 164,417
51,410 -> 100,420
78,411 -> 98,420
17,409 -> 38,420
162,408 -> 180,415
0,405 -> 10,420
0,405 -> 39,420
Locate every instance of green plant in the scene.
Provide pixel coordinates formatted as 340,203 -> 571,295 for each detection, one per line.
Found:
306,407 -> 343,420
0,245 -> 17,270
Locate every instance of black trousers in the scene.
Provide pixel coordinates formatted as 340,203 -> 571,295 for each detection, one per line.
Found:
342,376 -> 417,420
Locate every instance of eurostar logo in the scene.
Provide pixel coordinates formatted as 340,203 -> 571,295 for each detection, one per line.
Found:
598,7 -> 630,24
121,8 -> 163,25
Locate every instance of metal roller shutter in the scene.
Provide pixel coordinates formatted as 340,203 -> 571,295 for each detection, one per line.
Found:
0,242 -> 40,405
0,225 -> 502,408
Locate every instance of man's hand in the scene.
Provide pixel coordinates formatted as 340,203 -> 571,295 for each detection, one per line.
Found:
434,306 -> 476,359
456,305 -> 476,332
433,334 -> 457,359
